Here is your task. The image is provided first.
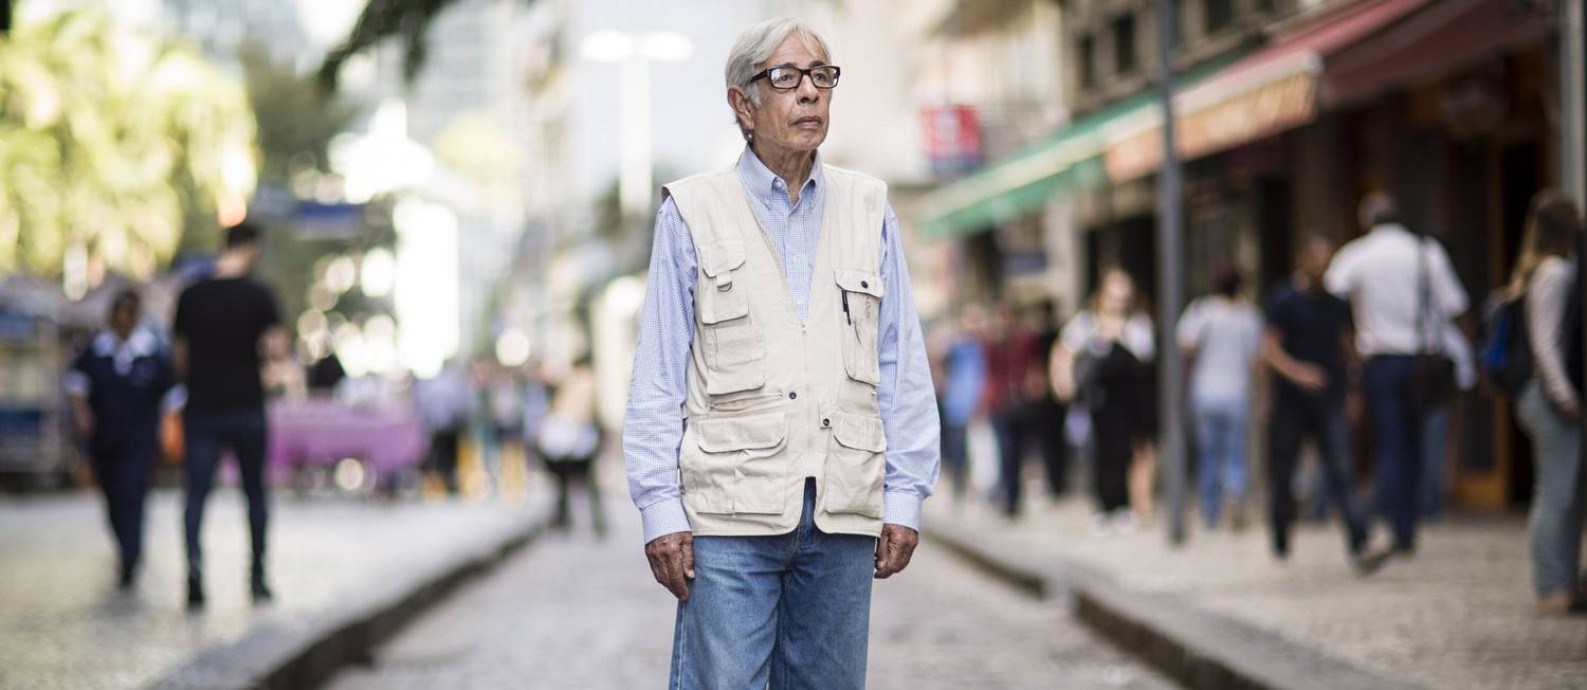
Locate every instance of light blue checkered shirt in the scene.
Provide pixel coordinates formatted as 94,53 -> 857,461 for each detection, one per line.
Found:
623,149 -> 941,544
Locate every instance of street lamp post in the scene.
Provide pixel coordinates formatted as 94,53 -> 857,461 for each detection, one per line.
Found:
1156,0 -> 1188,546
581,30 -> 693,219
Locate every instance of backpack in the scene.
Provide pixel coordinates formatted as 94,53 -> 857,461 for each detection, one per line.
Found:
1479,291 -> 1531,396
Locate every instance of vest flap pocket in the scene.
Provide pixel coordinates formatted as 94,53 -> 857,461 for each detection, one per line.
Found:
696,413 -> 787,454
834,269 -> 885,298
698,286 -> 749,324
832,412 -> 887,453
699,239 -> 746,279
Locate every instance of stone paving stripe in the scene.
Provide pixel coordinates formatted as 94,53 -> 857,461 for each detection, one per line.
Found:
924,519 -> 1425,690
149,509 -> 550,690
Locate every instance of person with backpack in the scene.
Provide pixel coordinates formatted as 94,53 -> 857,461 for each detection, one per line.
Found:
1507,191 -> 1585,615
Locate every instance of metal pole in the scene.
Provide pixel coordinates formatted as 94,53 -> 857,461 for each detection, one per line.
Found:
1564,0 -> 1586,206
1156,0 -> 1188,546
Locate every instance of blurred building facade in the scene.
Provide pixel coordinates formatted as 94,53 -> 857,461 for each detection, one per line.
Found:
914,0 -> 1576,512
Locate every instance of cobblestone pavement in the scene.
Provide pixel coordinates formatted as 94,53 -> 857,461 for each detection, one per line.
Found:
328,501 -> 1179,690
927,493 -> 1587,690
0,488 -> 542,690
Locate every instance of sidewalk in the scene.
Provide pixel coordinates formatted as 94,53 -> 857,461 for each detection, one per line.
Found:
924,496 -> 1587,690
0,489 -> 547,690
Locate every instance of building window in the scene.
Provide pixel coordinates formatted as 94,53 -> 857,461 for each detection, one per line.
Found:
1112,14 -> 1137,75
1206,0 -> 1235,33
1079,34 -> 1098,89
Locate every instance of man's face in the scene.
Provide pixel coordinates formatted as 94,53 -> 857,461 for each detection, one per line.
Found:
735,35 -> 831,155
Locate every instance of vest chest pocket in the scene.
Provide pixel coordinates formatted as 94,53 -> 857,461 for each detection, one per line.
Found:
685,413 -> 788,515
823,411 -> 887,518
697,241 -> 767,396
835,269 -> 885,385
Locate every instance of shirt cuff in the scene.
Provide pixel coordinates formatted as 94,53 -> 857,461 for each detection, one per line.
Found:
161,385 -> 187,414
63,372 -> 89,397
883,491 -> 923,532
640,498 -> 692,544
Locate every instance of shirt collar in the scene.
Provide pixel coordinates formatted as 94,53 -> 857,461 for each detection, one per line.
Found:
737,147 -> 823,205
93,328 -> 158,358
1370,222 -> 1411,237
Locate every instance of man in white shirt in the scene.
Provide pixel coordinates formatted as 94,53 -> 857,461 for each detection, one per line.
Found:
1324,193 -> 1469,555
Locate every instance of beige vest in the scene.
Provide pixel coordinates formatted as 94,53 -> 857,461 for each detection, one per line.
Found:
663,163 -> 889,538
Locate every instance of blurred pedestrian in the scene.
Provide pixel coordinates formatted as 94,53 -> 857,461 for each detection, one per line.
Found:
1053,270 -> 1154,531
622,18 -> 940,688
1325,193 -> 1468,556
64,289 -> 180,589
536,358 -> 606,535
172,222 -> 286,607
1264,238 -> 1387,574
1027,301 -> 1071,499
1506,192 -> 1585,615
1177,266 -> 1262,530
938,305 -> 988,502
985,305 -> 1042,518
415,360 -> 474,496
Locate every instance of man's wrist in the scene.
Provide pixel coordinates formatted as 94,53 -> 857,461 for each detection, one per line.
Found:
882,491 -> 923,532
640,498 -> 692,544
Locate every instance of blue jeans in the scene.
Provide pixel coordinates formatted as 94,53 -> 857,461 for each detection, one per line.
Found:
183,409 -> 270,578
670,479 -> 875,690
1363,356 -> 1422,551
1420,405 -> 1450,519
1517,381 -> 1586,598
1193,394 -> 1249,527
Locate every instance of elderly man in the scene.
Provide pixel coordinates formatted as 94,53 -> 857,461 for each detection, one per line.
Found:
623,17 -> 940,689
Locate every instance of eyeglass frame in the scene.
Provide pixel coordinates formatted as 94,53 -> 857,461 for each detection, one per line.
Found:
747,65 -> 842,91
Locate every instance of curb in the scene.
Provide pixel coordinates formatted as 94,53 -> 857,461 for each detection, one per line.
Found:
923,521 -> 1426,690
152,508 -> 550,690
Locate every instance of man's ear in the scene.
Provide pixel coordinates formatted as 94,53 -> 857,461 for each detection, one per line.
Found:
727,86 -> 756,135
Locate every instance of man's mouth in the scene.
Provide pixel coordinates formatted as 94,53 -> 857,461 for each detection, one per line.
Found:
792,116 -> 824,127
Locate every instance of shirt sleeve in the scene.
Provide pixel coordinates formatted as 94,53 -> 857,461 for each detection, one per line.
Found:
1123,315 -> 1156,361
1175,300 -> 1203,350
1060,314 -> 1092,351
1528,259 -> 1578,407
876,205 -> 941,531
622,198 -> 699,544
63,348 -> 92,397
1324,246 -> 1355,298
1427,240 -> 1470,317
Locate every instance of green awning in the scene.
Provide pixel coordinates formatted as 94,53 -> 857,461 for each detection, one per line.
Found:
916,57 -> 1244,240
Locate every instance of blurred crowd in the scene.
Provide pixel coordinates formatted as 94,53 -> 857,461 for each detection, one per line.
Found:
929,190 -> 1587,611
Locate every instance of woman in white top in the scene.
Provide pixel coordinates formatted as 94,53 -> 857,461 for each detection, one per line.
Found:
1510,192 -> 1584,615
1177,267 -> 1263,530
1052,270 -> 1156,529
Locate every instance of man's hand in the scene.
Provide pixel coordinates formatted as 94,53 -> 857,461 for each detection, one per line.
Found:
645,531 -> 695,601
1286,363 -> 1328,393
874,524 -> 918,579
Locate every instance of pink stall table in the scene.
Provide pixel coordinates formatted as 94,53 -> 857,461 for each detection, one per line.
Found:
265,398 -> 428,487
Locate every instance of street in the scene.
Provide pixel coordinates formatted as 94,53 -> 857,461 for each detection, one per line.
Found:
327,501 -> 1178,690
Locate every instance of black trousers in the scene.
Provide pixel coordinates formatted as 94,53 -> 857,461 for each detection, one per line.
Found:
1268,398 -> 1367,558
184,409 -> 269,579
994,399 -> 1071,515
91,444 -> 157,572
545,457 -> 604,533
430,429 -> 462,495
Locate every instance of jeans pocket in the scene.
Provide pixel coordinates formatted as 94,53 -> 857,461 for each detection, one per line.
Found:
823,412 -> 887,517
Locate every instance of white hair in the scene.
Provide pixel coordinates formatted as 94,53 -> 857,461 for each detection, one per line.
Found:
724,17 -> 832,141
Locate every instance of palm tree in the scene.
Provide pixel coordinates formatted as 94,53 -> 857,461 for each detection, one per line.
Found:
0,8 -> 255,280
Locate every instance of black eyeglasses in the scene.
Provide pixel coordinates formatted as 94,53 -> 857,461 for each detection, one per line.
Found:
749,65 -> 842,90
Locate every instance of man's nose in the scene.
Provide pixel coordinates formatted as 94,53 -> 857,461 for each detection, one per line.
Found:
796,74 -> 820,103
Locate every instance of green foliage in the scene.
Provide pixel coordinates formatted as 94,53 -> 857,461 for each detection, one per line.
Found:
0,7 -> 256,278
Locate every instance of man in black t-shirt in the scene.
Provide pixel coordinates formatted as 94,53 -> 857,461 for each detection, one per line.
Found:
1262,237 -> 1387,575
173,222 -> 285,607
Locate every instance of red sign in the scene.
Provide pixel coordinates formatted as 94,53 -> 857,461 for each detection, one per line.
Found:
921,105 -> 983,177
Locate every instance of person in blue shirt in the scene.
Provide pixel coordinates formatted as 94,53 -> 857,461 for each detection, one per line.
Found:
65,289 -> 180,589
